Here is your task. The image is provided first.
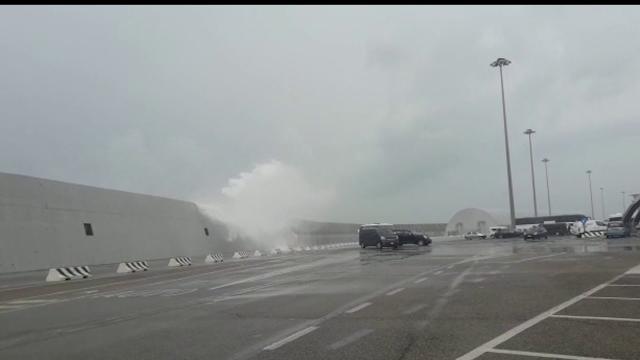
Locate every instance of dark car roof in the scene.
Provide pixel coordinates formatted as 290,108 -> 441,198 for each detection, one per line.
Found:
526,225 -> 546,231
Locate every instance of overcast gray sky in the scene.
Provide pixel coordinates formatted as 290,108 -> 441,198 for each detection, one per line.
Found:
1,5 -> 639,224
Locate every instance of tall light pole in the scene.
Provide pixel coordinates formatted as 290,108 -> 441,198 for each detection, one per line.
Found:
622,191 -> 626,212
586,170 -> 594,219
542,158 -> 551,216
600,187 -> 605,220
491,57 -> 516,231
524,129 -> 538,217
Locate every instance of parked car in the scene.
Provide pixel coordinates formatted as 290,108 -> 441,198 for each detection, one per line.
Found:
464,231 -> 487,240
393,229 -> 432,246
359,224 -> 399,249
606,221 -> 630,238
524,225 -> 548,240
490,227 -> 521,239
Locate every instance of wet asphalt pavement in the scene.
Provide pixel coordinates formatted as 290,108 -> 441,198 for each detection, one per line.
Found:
1,236 -> 640,360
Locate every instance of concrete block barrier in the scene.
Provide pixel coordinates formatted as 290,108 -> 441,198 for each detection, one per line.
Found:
304,246 -> 311,251
46,266 -> 92,282
233,251 -> 251,259
205,253 -> 224,263
579,231 -> 605,238
168,257 -> 192,267
253,250 -> 263,257
116,261 -> 149,273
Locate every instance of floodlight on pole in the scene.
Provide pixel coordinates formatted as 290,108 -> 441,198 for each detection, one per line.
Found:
600,187 -> 605,220
542,158 -> 551,216
524,128 -> 538,217
490,57 -> 516,230
586,170 -> 594,219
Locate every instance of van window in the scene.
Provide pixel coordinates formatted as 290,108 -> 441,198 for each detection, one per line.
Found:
377,227 -> 395,237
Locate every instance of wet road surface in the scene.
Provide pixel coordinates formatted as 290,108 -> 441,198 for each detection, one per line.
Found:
1,236 -> 640,360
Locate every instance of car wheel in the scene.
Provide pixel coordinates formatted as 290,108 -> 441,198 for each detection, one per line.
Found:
376,241 -> 383,250
393,245 -> 398,250
418,239 -> 425,246
361,242 -> 366,249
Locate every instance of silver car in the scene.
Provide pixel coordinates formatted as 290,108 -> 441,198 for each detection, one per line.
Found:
464,231 -> 487,240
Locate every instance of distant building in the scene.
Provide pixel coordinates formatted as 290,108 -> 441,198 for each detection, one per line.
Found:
445,208 -> 508,235
445,208 -> 588,236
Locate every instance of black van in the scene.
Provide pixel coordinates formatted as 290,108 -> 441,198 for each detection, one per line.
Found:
358,224 -> 399,249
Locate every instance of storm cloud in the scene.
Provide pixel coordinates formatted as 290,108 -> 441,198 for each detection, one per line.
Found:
0,5 -> 638,224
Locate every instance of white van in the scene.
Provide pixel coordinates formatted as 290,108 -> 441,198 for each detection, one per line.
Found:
489,226 -> 508,238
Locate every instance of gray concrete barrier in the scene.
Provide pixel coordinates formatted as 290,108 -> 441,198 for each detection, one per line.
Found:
116,261 -> 149,273
579,231 -> 605,238
45,266 -> 92,282
232,251 -> 250,259
205,253 -> 224,263
168,257 -> 192,267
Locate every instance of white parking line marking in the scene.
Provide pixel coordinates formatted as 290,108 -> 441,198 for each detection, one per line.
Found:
5,299 -> 58,304
608,284 -> 640,287
587,296 -> 640,301
488,348 -> 616,360
328,328 -> 373,350
345,302 -> 372,314
403,304 -> 427,315
625,265 -> 640,274
414,277 -> 428,283
263,326 -> 318,350
435,270 -> 444,275
550,314 -> 640,322
386,288 -> 405,296
455,263 -> 638,360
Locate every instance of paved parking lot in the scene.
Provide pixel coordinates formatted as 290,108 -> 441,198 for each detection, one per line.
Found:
0,235 -> 639,360
466,265 -> 640,360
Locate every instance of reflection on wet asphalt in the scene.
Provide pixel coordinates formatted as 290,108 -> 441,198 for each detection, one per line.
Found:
355,236 -> 640,265
1,235 -> 640,360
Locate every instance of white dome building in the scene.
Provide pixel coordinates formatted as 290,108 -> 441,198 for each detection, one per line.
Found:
445,208 -> 509,235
